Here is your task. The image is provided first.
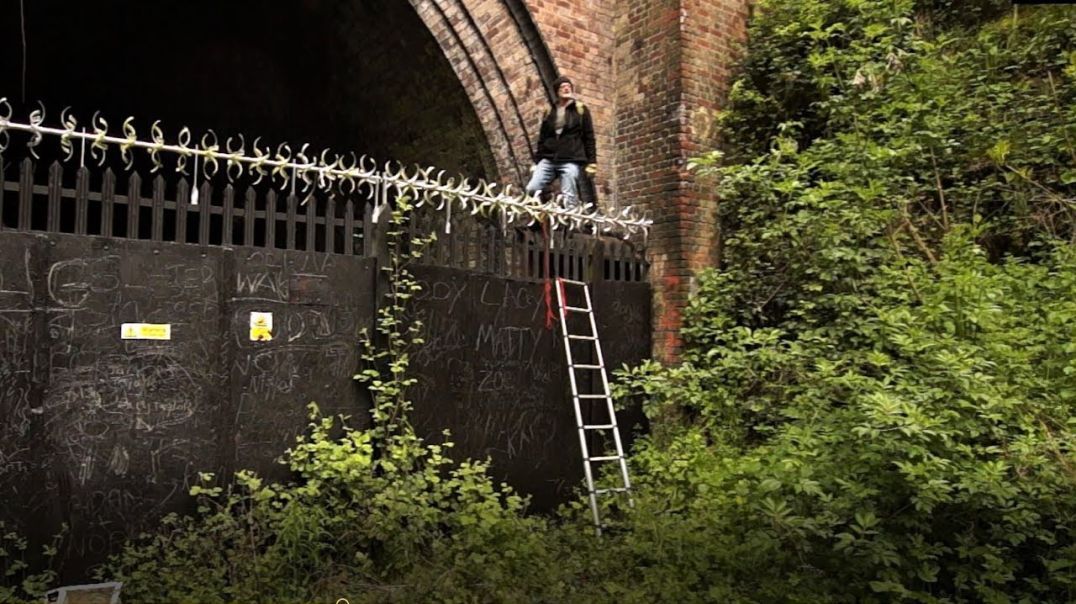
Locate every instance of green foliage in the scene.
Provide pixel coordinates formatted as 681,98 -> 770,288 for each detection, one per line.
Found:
0,523 -> 61,604
622,237 -> 1076,601
620,1 -> 1076,601
701,1 -> 1076,333
100,416 -> 562,603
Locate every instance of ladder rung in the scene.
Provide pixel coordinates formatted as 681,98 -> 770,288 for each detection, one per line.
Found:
563,305 -> 591,313
587,455 -> 621,462
593,487 -> 630,495
583,424 -> 616,429
577,394 -> 610,399
559,278 -> 588,286
567,335 -> 597,341
572,364 -> 603,370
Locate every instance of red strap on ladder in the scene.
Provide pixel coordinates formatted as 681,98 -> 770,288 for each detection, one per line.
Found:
542,219 -> 556,330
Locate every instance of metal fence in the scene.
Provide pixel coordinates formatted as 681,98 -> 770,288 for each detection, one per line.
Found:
0,157 -> 647,283
0,157 -> 368,254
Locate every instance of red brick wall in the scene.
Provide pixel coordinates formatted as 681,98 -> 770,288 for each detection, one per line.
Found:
523,0 -> 618,199
411,0 -> 750,363
613,0 -> 684,360
409,0 -> 547,185
610,0 -> 749,361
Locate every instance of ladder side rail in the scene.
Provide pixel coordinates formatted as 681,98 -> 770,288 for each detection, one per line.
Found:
583,284 -> 635,508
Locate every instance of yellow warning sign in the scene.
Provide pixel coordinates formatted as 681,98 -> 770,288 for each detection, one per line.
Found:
120,323 -> 172,340
250,312 -> 273,341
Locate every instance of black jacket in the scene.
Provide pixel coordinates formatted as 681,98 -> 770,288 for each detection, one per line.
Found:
533,100 -> 596,164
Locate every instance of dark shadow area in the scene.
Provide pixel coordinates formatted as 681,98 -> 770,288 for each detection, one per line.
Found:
0,0 -> 494,178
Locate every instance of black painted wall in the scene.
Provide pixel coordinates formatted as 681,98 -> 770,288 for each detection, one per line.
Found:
408,266 -> 651,509
0,230 -> 651,579
0,232 -> 374,578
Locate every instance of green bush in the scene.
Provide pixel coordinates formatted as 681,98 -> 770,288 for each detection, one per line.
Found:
100,411 -> 569,603
613,1 -> 1076,601
621,234 -> 1076,602
0,524 -> 60,604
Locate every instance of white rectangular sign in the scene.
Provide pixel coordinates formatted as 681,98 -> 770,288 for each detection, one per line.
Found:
121,323 -> 172,340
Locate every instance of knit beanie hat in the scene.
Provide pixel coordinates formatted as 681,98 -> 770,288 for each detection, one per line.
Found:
553,76 -> 574,90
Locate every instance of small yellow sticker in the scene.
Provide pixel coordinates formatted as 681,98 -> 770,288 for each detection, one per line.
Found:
250,312 -> 273,342
120,323 -> 172,340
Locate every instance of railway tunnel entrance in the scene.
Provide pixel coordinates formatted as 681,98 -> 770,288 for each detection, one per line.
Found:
0,0 -> 496,178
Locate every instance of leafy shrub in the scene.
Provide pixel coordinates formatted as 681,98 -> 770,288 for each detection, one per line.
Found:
0,524 -> 60,604
621,234 -> 1076,602
100,412 -> 568,603
615,1 -> 1076,601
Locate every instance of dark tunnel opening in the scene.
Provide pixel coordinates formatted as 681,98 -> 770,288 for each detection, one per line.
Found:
0,0 -> 495,183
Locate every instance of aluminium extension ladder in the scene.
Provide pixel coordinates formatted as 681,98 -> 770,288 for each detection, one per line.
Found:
555,277 -> 634,534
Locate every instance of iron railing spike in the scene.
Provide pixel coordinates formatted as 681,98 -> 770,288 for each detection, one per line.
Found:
0,103 -> 652,236
201,128 -> 218,150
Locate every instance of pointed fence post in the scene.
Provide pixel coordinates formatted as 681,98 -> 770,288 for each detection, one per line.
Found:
222,184 -> 235,246
325,195 -> 336,254
589,235 -> 606,286
46,162 -> 62,233
176,178 -> 189,243
127,172 -> 142,239
198,182 -> 211,245
75,166 -> 90,235
266,190 -> 278,249
17,159 -> 32,231
152,175 -> 165,241
101,169 -> 116,238
285,192 -> 297,250
243,188 -> 256,247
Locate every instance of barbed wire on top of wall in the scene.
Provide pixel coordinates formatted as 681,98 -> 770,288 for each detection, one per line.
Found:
0,98 -> 652,240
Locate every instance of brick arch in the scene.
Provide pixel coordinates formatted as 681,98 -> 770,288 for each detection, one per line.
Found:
407,0 -> 557,185
410,0 -> 753,363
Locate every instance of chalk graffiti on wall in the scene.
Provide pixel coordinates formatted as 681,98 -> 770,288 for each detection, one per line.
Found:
0,233 -> 650,574
0,234 -> 374,578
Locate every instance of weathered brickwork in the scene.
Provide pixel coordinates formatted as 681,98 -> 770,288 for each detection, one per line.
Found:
523,0 -> 618,200
409,0 -> 546,186
408,0 -> 749,362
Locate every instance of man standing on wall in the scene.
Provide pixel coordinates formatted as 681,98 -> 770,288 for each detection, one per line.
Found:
525,76 -> 596,208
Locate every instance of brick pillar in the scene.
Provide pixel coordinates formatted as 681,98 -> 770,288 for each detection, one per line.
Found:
613,0 -> 748,363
